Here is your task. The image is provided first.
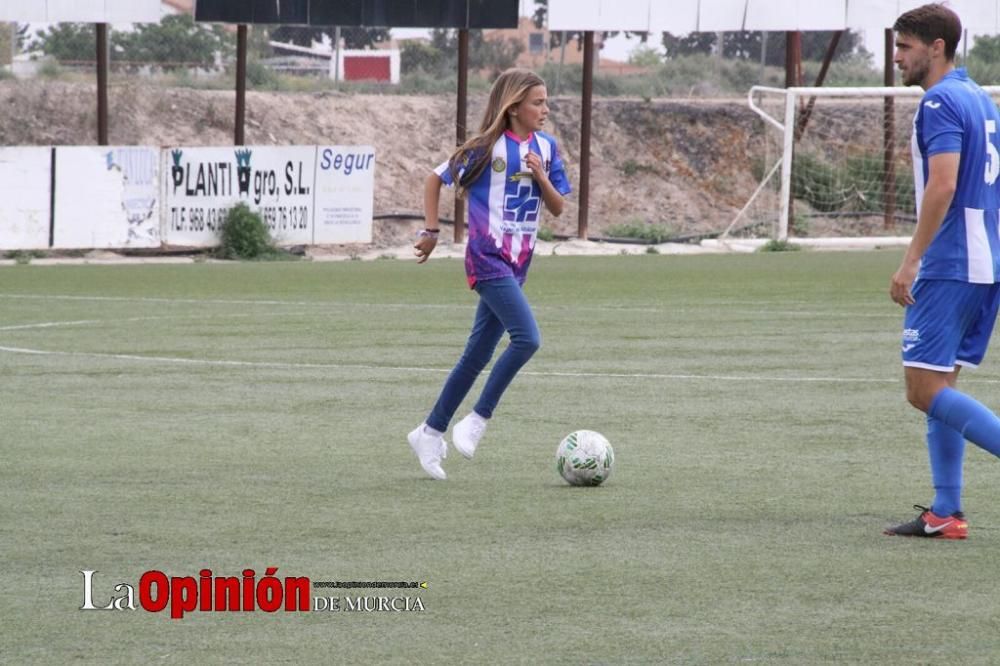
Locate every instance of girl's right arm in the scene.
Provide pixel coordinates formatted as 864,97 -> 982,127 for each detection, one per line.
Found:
414,172 -> 443,264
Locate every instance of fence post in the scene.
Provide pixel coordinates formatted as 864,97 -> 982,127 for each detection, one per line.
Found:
96,23 -> 109,146
234,25 -> 248,146
454,28 -> 468,244
578,31 -> 594,240
883,28 -> 896,231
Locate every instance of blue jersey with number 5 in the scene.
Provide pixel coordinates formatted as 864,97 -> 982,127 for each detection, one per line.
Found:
913,68 -> 1000,283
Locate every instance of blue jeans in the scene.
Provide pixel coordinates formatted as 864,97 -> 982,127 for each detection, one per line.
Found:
426,277 -> 540,432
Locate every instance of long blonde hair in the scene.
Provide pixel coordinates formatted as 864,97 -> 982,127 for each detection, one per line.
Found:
447,68 -> 546,191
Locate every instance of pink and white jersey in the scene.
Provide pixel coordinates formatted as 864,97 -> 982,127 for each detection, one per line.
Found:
435,130 -> 571,288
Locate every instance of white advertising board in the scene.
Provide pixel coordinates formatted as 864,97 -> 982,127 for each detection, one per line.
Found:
47,0 -> 106,23
698,0 -> 754,31
53,147 -> 160,249
648,2 -> 699,33
0,0 -> 45,22
104,0 -> 163,23
0,147 -> 52,251
547,0 -> 630,31
837,0 -> 996,33
313,146 -> 376,244
0,0 -> 160,22
596,0 -> 652,32
745,0 -> 847,30
585,0 -> 1000,32
164,145 -> 374,247
548,0 -> 999,32
846,0 -> 898,29
2,145 -> 374,252
164,146 -> 330,247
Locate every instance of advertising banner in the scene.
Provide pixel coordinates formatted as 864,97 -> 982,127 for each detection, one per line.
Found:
313,146 -> 376,244
196,0 -> 517,28
164,146 -> 374,247
0,0 -> 160,22
549,0 -> 865,31
0,147 -> 52,250
53,146 -> 160,250
165,146 -> 347,247
2,145 -> 374,251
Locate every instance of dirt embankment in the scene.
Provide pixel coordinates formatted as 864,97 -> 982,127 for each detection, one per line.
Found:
0,81 -> 769,244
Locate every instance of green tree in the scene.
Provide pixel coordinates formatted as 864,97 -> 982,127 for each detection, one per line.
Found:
468,30 -> 523,76
17,23 -> 28,49
113,14 -> 230,69
968,34 -> 1000,62
400,39 -> 448,74
401,29 -> 523,78
965,34 -> 1000,83
662,32 -> 716,59
31,23 -> 96,62
0,25 -> 11,67
661,29 -> 870,66
627,44 -> 662,67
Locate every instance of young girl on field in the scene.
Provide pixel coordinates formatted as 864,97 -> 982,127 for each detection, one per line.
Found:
407,68 -> 572,480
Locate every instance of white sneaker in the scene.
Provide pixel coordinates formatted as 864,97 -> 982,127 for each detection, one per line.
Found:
407,424 -> 447,480
452,412 -> 488,459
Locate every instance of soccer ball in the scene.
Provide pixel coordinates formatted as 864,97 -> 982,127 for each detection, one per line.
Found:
556,430 -> 614,486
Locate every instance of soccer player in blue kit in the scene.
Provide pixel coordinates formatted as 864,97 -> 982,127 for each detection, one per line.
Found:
406,69 -> 571,480
885,4 -> 1000,539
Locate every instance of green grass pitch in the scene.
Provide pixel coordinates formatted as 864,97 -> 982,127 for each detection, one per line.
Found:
3,251 -> 1000,663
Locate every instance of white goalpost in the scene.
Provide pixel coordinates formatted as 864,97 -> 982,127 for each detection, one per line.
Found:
731,84 -> 1000,246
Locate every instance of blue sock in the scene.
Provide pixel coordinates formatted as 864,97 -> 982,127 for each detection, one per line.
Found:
929,387 -> 1000,458
926,415 -> 964,517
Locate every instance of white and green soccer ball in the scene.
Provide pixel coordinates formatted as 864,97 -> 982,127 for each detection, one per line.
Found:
556,430 -> 614,486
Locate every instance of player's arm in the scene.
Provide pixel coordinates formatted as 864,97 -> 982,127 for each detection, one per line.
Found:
890,151 -> 960,306
415,172 -> 443,264
524,152 -> 565,217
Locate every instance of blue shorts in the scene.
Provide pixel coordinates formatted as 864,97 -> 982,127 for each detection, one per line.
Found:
902,279 -> 1000,371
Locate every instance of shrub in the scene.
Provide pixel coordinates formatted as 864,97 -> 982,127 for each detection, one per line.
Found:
606,222 -> 675,244
792,151 -> 917,215
37,59 -> 62,79
791,152 -> 843,212
217,204 -> 283,260
4,250 -> 45,264
621,159 -> 658,177
245,59 -> 280,90
758,239 -> 801,252
844,154 -> 916,213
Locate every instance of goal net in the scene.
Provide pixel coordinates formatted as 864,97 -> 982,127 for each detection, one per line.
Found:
731,85 -> 1000,244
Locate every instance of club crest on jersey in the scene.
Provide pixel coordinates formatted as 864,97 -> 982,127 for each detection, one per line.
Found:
492,157 -> 507,173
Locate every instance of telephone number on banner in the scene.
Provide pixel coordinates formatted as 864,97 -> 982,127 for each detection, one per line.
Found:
168,205 -> 310,233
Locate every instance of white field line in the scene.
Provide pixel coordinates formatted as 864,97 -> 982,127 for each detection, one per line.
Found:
0,312 -> 315,333
0,293 -> 647,312
0,342 -> 938,385
0,319 -> 102,331
0,303 -> 925,385
0,293 -> 897,318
